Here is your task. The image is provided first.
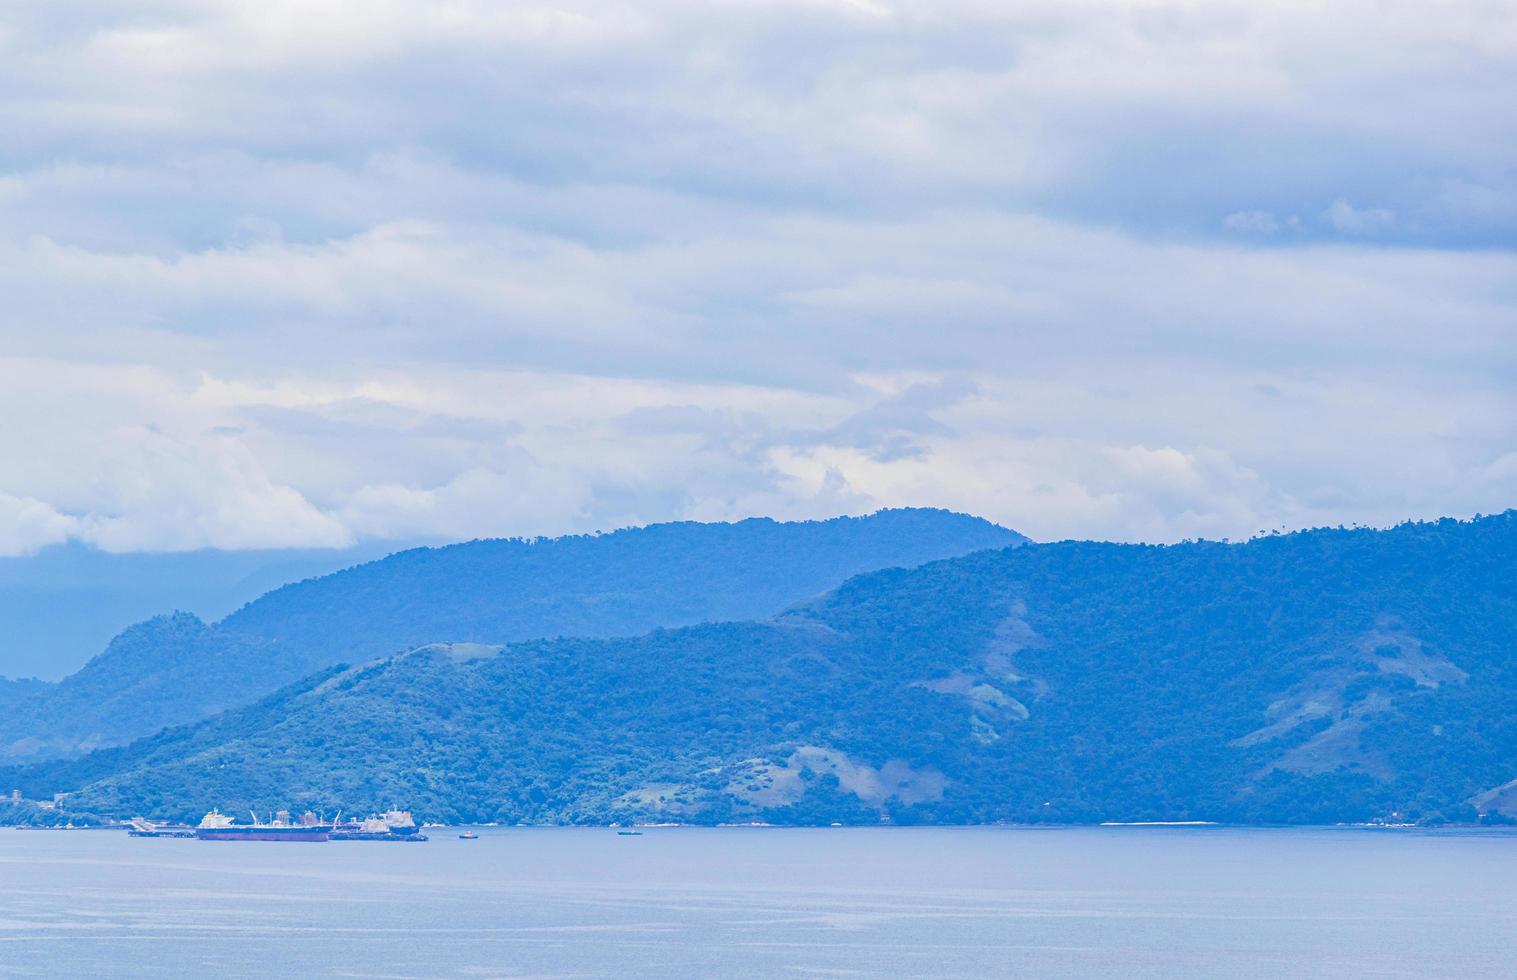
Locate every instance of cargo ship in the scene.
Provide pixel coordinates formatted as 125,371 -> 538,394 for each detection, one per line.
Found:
195,808 -> 330,842
330,809 -> 426,841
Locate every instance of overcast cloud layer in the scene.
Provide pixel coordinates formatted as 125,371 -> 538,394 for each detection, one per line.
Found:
1,0 -> 1513,553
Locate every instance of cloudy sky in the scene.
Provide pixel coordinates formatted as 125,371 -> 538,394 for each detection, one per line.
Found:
1,0 -> 1513,553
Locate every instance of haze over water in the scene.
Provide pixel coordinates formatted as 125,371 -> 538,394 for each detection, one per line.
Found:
2,826 -> 1513,978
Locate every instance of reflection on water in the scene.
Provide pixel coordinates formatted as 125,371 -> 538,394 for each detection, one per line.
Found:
1,826 -> 1514,978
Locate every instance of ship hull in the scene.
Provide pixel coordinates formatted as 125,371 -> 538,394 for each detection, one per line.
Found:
129,828 -> 195,838
196,827 -> 329,842
331,830 -> 428,841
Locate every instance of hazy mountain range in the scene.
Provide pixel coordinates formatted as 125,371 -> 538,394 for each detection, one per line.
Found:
0,541 -> 419,680
5,509 -> 1515,828
0,509 -> 1023,762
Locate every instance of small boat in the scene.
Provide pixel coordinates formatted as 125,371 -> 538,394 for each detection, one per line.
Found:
458,830 -> 479,839
616,830 -> 643,836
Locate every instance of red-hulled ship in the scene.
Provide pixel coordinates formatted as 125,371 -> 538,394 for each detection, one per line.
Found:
195,808 -> 330,842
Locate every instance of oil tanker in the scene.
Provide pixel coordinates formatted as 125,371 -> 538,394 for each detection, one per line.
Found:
195,808 -> 330,842
330,810 -> 425,841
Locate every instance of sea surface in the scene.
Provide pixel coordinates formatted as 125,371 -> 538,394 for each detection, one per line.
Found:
1,825 -> 1513,978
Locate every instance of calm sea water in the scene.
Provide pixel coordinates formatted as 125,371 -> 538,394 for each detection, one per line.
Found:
1,825 -> 1513,978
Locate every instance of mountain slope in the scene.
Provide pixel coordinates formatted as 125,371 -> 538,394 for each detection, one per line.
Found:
216,508 -> 1025,663
0,677 -> 47,712
0,509 -> 1023,762
0,540 -> 417,680
18,512 -> 1516,826
0,614 -> 310,761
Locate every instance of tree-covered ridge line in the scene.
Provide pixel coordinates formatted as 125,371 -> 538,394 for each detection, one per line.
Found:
0,508 -> 1023,762
0,677 -> 47,708
0,538 -> 419,681
6,511 -> 1513,828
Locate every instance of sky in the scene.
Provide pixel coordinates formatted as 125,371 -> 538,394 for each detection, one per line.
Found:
0,0 -> 1513,553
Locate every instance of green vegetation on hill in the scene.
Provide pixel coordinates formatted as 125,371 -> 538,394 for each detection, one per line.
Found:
0,614 -> 307,762
0,677 -> 47,711
216,509 -> 1024,659
0,509 -> 1022,762
10,512 -> 1515,827
0,539 -> 413,680
0,800 -> 110,828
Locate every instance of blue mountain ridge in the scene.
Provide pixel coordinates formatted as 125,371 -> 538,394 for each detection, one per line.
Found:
0,539 -> 418,680
0,509 -> 1023,762
8,511 -> 1514,828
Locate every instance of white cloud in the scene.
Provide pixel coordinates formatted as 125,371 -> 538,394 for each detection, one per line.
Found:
1325,199 -> 1396,235
0,0 -> 1513,549
72,428 -> 354,553
333,462 -> 592,543
0,350 -> 1511,550
1224,210 -> 1279,234
0,494 -> 77,557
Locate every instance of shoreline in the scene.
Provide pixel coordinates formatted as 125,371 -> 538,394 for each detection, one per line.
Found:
6,821 -> 1514,833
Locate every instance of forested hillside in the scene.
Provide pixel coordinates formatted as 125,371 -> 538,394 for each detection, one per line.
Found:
0,509 -> 1021,762
14,512 -> 1514,827
0,677 -> 46,711
216,508 -> 1024,662
0,614 -> 308,761
0,540 -> 410,680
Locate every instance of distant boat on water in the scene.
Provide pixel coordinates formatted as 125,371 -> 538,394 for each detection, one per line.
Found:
127,817 -> 194,838
616,829 -> 643,836
458,830 -> 479,839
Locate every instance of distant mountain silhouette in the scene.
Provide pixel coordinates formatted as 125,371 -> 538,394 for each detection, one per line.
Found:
13,511 -> 1515,828
0,677 -> 46,711
0,509 -> 1023,762
0,540 -> 416,680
